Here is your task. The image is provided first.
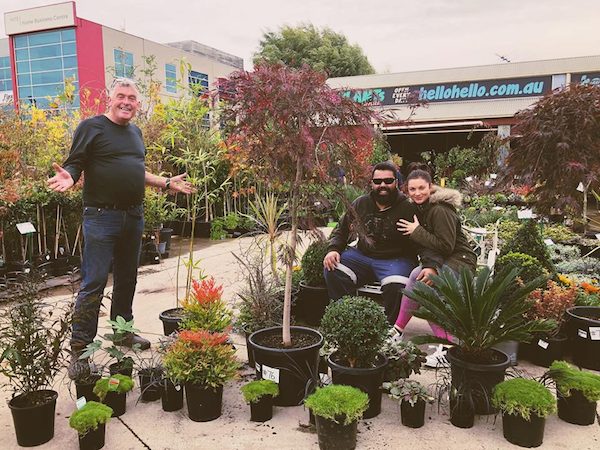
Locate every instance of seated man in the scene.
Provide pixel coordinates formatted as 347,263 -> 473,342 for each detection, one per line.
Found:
323,161 -> 439,324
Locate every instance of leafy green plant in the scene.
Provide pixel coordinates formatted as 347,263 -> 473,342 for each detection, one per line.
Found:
304,385 -> 369,425
547,361 -> 600,402
555,257 -> 600,275
180,277 -> 233,332
321,296 -> 388,368
383,379 -> 434,406
162,330 -> 239,388
93,374 -> 134,401
576,291 -> 600,307
496,252 -> 549,285
301,240 -> 329,287
408,266 -> 555,362
69,401 -> 112,436
143,188 -> 184,232
81,316 -> 140,370
210,217 -> 227,240
549,244 -> 581,264
542,224 -> 577,243
381,339 -> 427,380
240,379 -> 279,404
492,378 -> 556,420
0,273 -> 72,397
499,220 -> 554,272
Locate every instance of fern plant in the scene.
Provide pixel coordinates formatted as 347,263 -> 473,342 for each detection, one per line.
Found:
407,266 -> 555,362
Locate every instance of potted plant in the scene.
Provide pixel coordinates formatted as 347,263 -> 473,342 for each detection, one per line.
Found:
180,276 -> 233,332
0,273 -> 72,447
304,385 -> 369,450
93,374 -> 135,417
241,379 -> 279,422
565,305 -> 600,371
143,187 -> 183,256
547,360 -> 600,425
320,296 -> 389,419
162,330 -> 239,421
132,349 -> 164,403
492,378 -> 556,448
407,266 -> 554,414
383,379 -> 434,428
69,401 -> 113,450
296,239 -> 330,325
381,339 -> 427,382
220,63 -> 374,406
521,280 -> 577,367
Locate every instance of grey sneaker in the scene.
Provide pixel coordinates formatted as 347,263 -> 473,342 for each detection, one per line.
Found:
68,352 -> 91,380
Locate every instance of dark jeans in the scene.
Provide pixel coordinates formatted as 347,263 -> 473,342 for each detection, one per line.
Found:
71,206 -> 143,349
324,247 -> 416,325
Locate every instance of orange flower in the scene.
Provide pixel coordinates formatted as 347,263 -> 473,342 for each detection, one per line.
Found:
581,282 -> 600,294
190,277 -> 223,305
179,330 -> 229,347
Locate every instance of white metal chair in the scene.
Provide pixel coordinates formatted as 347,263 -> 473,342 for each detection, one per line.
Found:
462,221 -> 499,271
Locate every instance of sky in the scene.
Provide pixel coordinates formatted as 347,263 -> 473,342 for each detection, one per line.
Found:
2,0 -> 600,74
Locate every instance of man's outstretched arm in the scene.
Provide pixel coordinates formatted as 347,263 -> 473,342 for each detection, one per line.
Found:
144,171 -> 195,194
47,162 -> 75,192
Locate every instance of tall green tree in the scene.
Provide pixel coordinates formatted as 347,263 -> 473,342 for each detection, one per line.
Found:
253,24 -> 375,77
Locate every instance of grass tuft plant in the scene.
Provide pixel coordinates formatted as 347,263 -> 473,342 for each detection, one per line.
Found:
305,385 -> 369,425
492,378 -> 556,421
93,374 -> 134,401
69,401 -> 112,436
547,360 -> 600,402
240,379 -> 279,404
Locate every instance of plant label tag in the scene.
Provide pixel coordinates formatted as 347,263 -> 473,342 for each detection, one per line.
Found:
108,377 -> 120,391
596,233 -> 600,241
578,329 -> 588,339
261,364 -> 280,383
517,209 -> 533,219
76,397 -> 87,410
16,222 -> 36,235
490,173 -> 498,179
576,182 -> 585,192
465,176 -> 473,182
484,180 -> 492,187
255,363 -> 261,373
589,327 -> 600,341
537,339 -> 549,349
175,384 -> 181,391
543,239 -> 554,246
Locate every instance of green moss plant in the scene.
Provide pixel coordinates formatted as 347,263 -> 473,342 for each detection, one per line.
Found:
240,379 -> 279,404
492,378 -> 556,421
69,401 -> 112,436
547,361 -> 600,402
93,374 -> 134,401
305,385 -> 369,425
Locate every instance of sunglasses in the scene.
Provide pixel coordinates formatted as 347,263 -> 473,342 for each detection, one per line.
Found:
372,178 -> 396,185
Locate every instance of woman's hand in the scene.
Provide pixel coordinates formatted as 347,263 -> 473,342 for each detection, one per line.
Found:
397,215 -> 420,235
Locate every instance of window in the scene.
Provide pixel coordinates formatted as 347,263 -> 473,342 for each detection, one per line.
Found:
552,74 -> 566,91
188,70 -> 208,93
13,28 -> 79,109
114,49 -> 134,78
0,56 -> 12,92
165,63 -> 177,93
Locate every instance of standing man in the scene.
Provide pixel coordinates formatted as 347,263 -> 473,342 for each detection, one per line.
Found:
48,78 -> 193,378
323,161 -> 439,324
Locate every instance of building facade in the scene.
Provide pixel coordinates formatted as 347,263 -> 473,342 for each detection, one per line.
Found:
1,2 -> 243,110
328,56 -> 600,160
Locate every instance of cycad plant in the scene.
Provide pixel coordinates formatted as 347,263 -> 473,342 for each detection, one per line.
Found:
408,266 -> 555,362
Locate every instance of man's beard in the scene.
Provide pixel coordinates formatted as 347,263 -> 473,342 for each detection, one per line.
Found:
372,186 -> 397,206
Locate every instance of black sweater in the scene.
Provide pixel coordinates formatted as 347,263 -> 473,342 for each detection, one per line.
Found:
63,115 -> 146,207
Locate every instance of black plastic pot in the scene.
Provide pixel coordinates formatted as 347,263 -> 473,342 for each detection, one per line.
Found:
557,389 -> 597,425
75,375 -> 102,403
159,227 -> 173,251
104,391 -> 126,417
447,347 -> 510,415
249,326 -> 324,406
566,306 -> 600,370
185,383 -> 223,422
328,353 -> 388,419
139,368 -> 162,402
159,307 -> 184,336
161,379 -> 184,412
297,282 -> 330,326
250,395 -> 274,422
9,390 -> 58,447
523,334 -> 567,368
109,361 -> 133,378
314,415 -> 358,450
502,412 -> 545,448
243,327 -> 256,368
449,388 -> 475,429
400,399 -> 426,428
78,423 -> 106,450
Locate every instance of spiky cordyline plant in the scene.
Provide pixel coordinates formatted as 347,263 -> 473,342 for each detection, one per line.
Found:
407,266 -> 555,362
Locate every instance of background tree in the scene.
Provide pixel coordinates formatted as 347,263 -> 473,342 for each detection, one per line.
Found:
253,24 -> 375,77
218,63 -> 376,345
505,84 -> 600,217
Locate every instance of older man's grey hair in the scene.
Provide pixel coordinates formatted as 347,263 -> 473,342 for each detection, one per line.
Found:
108,77 -> 140,98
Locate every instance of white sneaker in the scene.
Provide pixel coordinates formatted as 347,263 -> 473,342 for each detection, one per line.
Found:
388,326 -> 404,343
424,344 -> 450,368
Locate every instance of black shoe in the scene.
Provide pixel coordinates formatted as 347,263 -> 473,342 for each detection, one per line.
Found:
68,351 -> 90,380
118,333 -> 151,350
